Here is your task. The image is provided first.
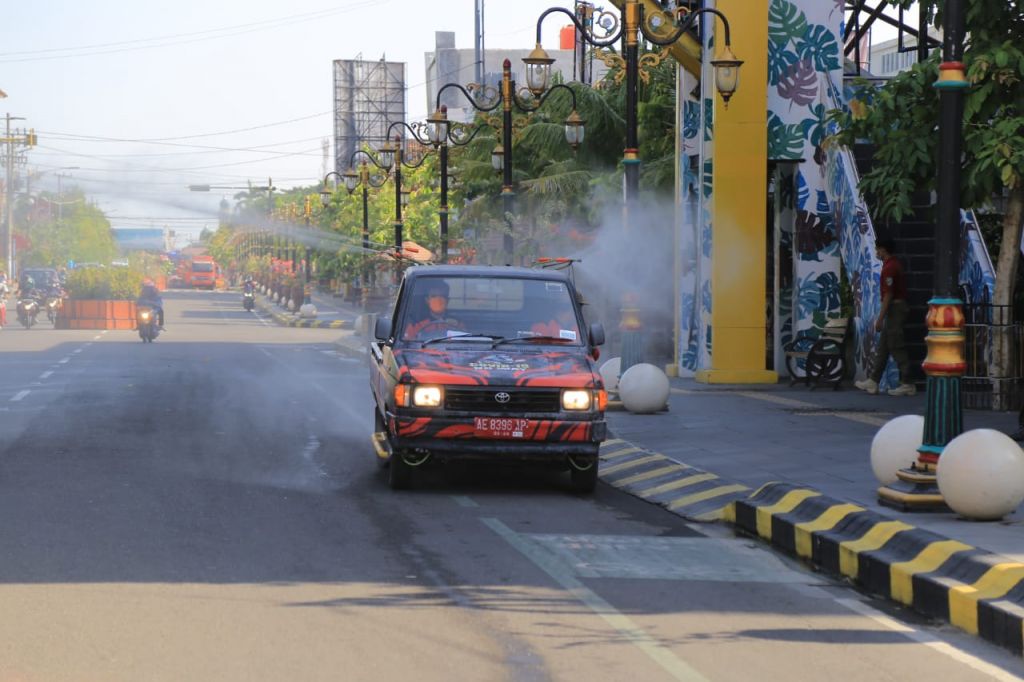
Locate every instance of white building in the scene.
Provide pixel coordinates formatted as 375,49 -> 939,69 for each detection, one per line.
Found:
425,31 -> 604,124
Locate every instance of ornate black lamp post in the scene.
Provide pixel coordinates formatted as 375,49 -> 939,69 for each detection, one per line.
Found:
526,2 -> 740,211
377,122 -> 436,256
878,0 -> 969,511
436,60 -> 585,263
416,104 -> 491,263
321,151 -> 389,293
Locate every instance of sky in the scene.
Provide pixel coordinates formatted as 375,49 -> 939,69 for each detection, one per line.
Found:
1,0 -> 577,243
2,1 -> 908,245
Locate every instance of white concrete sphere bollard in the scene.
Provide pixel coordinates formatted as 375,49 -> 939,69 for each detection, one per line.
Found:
599,357 -> 622,394
870,415 -> 924,484
937,429 -> 1024,520
619,363 -> 670,414
300,303 -> 317,319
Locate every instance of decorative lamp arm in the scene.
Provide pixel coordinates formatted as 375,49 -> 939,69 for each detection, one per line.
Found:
533,6 -> 620,47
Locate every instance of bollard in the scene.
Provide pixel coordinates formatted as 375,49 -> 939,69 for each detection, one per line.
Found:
619,294 -> 643,375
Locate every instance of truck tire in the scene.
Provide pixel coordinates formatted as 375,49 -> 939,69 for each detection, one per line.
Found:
569,458 -> 598,494
388,452 -> 414,490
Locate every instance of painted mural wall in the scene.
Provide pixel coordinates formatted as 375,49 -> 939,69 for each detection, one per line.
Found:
676,0 -> 994,379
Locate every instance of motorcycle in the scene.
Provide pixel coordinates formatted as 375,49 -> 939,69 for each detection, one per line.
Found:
17,298 -> 40,329
137,306 -> 159,343
242,290 -> 255,311
45,295 -> 62,323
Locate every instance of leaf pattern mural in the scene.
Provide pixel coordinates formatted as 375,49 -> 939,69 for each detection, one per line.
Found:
768,0 -> 808,46
768,41 -> 799,86
777,59 -> 817,107
795,24 -> 841,72
796,210 -> 836,261
768,113 -> 806,159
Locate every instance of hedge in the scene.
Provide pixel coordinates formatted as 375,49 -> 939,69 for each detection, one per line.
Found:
66,267 -> 144,300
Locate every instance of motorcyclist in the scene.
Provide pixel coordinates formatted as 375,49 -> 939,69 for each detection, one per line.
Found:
136,281 -> 165,329
243,275 -> 256,294
19,273 -> 36,298
0,273 -> 8,328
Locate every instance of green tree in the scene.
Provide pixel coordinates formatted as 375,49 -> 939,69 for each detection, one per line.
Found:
16,189 -> 117,267
829,0 -> 1024,396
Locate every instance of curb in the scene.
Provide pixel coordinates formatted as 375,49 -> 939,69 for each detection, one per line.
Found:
255,297 -> 353,329
730,482 -> 1024,657
598,439 -> 1024,658
599,439 -> 750,521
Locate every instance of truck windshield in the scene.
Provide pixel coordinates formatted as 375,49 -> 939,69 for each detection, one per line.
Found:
192,263 -> 214,273
400,276 -> 582,344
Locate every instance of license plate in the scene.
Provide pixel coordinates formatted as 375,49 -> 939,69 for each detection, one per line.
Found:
473,417 -> 532,439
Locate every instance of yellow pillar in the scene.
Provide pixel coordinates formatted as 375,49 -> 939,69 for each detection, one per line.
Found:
695,0 -> 775,385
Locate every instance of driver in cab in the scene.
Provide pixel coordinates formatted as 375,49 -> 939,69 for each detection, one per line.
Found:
403,280 -> 464,341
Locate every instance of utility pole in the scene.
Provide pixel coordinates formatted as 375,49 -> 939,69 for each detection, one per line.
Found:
2,113 -> 34,279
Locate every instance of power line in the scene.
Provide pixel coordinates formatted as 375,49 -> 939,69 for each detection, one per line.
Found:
0,1 -> 387,63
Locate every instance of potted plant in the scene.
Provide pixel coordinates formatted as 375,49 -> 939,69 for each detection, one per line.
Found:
58,267 -> 143,330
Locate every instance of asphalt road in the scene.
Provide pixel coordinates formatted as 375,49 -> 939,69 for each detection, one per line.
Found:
0,290 -> 1021,682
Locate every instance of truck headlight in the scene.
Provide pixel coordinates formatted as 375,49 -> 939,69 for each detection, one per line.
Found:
562,389 -> 592,411
412,385 -> 443,408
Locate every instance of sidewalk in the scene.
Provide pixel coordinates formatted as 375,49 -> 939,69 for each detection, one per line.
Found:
604,378 -> 1022,559
599,377 -> 1024,657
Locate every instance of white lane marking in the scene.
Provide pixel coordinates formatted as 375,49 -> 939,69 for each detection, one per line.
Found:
11,390 -> 30,402
483,517 -> 710,682
452,496 -> 479,508
73,349 -> 82,354
58,357 -> 70,364
259,347 -> 273,358
835,598 -> 1024,682
39,371 -> 53,380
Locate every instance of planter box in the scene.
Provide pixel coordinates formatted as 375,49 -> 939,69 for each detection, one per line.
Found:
56,300 -> 137,330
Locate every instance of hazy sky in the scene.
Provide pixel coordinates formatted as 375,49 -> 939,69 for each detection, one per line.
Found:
3,1 -> 903,243
1,0 -> 577,240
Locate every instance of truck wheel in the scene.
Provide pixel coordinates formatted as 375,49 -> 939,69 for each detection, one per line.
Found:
388,452 -> 414,490
569,458 -> 598,494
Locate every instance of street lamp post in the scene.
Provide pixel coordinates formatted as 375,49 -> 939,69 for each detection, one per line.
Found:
322,150 -> 390,295
527,2 -> 739,374
420,105 -> 490,263
878,0 -> 969,511
526,2 -> 740,213
437,61 -> 584,263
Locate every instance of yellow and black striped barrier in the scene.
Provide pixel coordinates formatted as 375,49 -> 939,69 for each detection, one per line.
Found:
599,439 -> 750,521
598,440 -> 1024,657
730,482 -> 1024,657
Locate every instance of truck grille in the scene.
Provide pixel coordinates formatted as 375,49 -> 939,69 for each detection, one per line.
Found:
444,388 -> 561,413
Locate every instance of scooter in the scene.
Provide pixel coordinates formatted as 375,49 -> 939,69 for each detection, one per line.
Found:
17,298 -> 40,329
243,290 -> 255,311
45,295 -> 62,323
137,306 -> 159,343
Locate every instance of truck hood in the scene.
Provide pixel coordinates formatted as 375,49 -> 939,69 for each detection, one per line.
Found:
395,347 -> 600,388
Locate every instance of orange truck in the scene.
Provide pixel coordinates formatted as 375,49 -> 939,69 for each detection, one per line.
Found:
184,256 -> 218,290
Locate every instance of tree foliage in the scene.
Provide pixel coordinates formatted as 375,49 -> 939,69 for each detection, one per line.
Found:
15,189 -> 118,268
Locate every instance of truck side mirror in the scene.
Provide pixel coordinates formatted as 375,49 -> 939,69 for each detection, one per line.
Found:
588,322 -> 605,347
374,316 -> 392,341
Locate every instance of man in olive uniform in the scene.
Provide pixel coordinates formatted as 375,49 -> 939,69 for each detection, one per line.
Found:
855,237 -> 916,396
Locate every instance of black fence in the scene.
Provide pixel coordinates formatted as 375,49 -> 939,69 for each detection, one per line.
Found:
962,303 -> 1024,411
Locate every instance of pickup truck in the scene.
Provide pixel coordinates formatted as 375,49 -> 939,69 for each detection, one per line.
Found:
370,265 -> 607,492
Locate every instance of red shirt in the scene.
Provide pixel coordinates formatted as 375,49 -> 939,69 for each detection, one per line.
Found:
880,256 -> 907,301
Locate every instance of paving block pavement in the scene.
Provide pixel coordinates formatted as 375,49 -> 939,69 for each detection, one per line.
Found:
598,378 -> 1024,657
